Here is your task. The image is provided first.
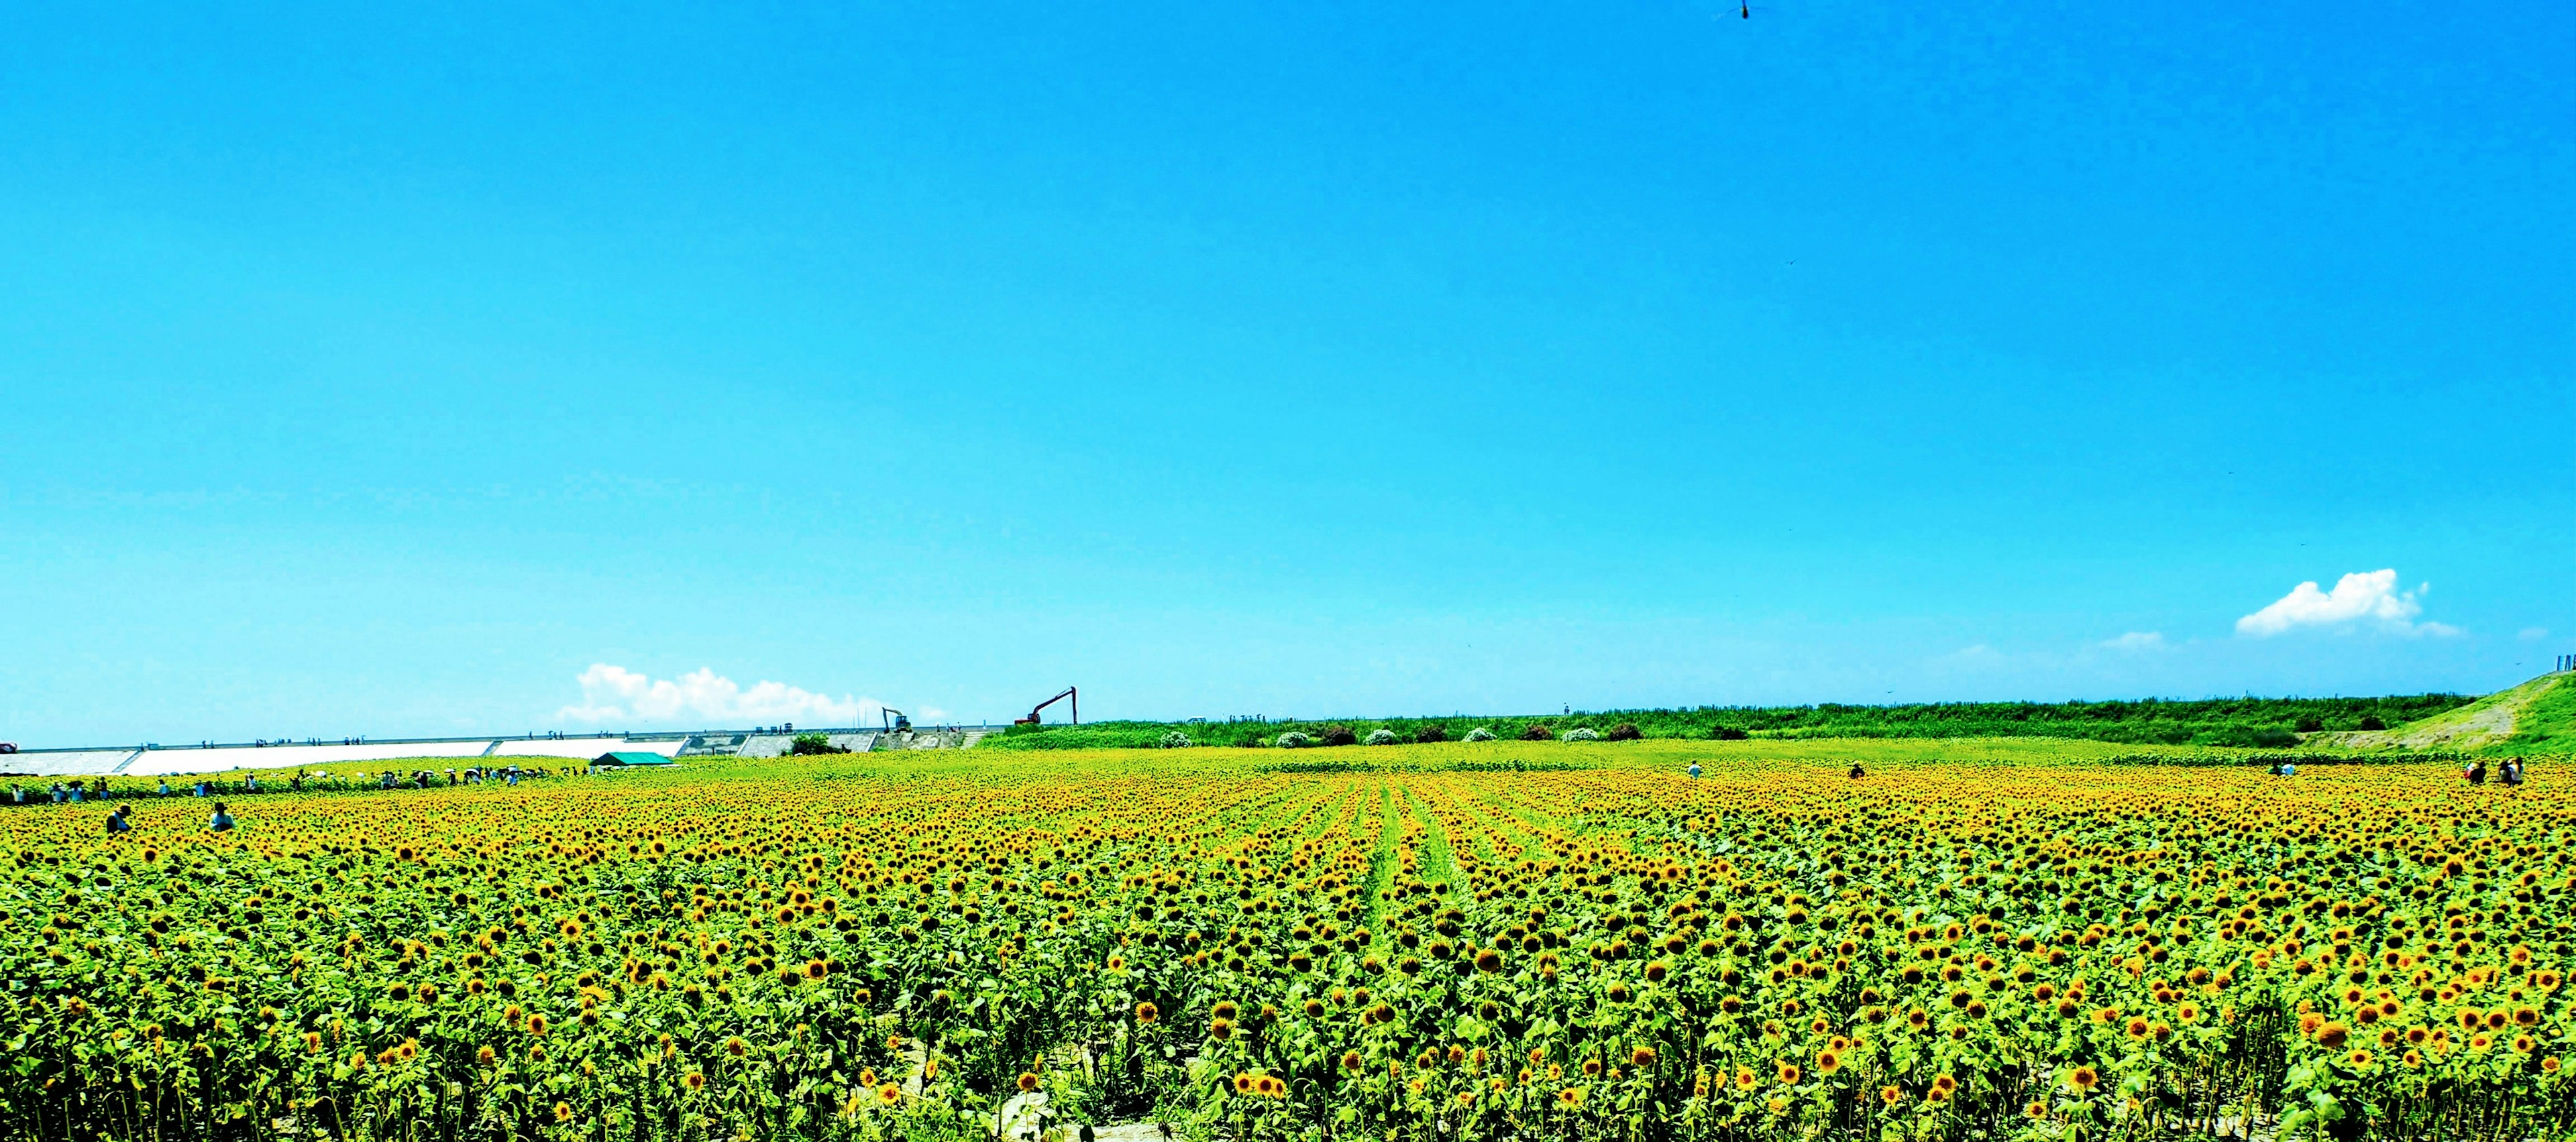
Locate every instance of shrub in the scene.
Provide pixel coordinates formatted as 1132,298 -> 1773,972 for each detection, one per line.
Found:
1413,724 -> 1449,744
2357,715 -> 2387,731
1363,728 -> 1399,746
1159,731 -> 1193,749
2295,716 -> 2324,733
789,732 -> 835,756
1562,727 -> 1601,742
1462,727 -> 1496,742
1273,732 -> 1314,749
1518,724 -> 1553,742
1710,726 -> 1750,741
1606,722 -> 1643,741
1319,725 -> 1359,747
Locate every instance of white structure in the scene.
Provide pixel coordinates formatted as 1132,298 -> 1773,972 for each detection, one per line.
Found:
0,724 -> 997,777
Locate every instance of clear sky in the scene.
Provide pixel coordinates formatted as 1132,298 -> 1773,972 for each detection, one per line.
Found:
3,2 -> 2570,744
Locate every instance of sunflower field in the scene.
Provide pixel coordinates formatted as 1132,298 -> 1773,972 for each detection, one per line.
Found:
1,743 -> 2569,1141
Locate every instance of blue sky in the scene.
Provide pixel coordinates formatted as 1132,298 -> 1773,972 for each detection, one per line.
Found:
3,2 -> 2569,743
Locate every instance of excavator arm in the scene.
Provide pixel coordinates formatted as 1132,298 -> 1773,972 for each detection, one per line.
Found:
1016,687 -> 1078,726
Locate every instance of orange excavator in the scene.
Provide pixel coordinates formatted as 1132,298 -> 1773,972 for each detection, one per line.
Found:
1016,687 -> 1078,726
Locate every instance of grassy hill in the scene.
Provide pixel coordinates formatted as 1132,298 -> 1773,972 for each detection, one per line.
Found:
981,692 -> 2473,751
2310,671 -> 2571,755
2495,673 -> 2576,753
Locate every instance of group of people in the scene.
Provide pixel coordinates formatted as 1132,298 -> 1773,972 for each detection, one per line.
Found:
97,801 -> 229,835
5,763 -> 564,837
5,765 -> 553,808
2463,757 -> 2529,787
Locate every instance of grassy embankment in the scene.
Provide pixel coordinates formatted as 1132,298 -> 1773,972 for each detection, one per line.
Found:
979,693 -> 2473,751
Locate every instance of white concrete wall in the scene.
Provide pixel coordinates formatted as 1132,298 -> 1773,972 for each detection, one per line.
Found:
4,738 -> 688,777
484,739 -> 686,761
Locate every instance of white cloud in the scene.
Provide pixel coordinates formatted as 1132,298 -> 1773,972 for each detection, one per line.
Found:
2235,569 -> 2460,638
555,664 -> 887,726
2520,626 -> 2550,642
2100,631 -> 2167,652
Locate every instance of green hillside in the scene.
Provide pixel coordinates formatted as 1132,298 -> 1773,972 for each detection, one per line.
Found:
2307,671 -> 2573,755
2487,672 -> 2576,754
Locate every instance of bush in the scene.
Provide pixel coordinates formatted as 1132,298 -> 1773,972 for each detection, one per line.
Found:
1518,724 -> 1553,742
1710,726 -> 1750,741
1319,725 -> 1359,747
789,732 -> 835,756
1413,724 -> 1449,744
1364,728 -> 1400,746
1159,731 -> 1193,749
1462,727 -> 1496,742
2357,715 -> 2387,731
1606,722 -> 1643,741
2249,728 -> 2303,748
2295,716 -> 2324,733
1273,732 -> 1314,749
1561,727 -> 1601,742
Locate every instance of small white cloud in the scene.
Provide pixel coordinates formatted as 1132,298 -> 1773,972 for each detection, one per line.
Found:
2520,626 -> 2550,642
2100,632 -> 2167,652
2236,569 -> 2459,638
555,664 -> 888,726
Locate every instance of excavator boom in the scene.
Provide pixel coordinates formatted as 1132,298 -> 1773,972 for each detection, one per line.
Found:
1014,686 -> 1078,726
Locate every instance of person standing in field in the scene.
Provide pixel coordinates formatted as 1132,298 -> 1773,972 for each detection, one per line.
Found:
105,804 -> 132,836
1849,764 -> 1866,779
2501,757 -> 2524,787
207,802 -> 235,832
2465,761 -> 2487,786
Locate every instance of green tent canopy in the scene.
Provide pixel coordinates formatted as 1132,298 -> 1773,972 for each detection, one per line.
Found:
592,751 -> 677,766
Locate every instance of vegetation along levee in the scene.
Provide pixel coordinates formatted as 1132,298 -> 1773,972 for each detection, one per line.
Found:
1,744 -> 2568,1141
984,693 -> 2477,752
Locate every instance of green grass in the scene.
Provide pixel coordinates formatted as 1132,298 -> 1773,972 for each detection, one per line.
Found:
2491,672 -> 2576,754
979,692 -> 2473,751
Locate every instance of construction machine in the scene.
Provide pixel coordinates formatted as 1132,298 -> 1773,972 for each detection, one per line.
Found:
1016,687 -> 1077,726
